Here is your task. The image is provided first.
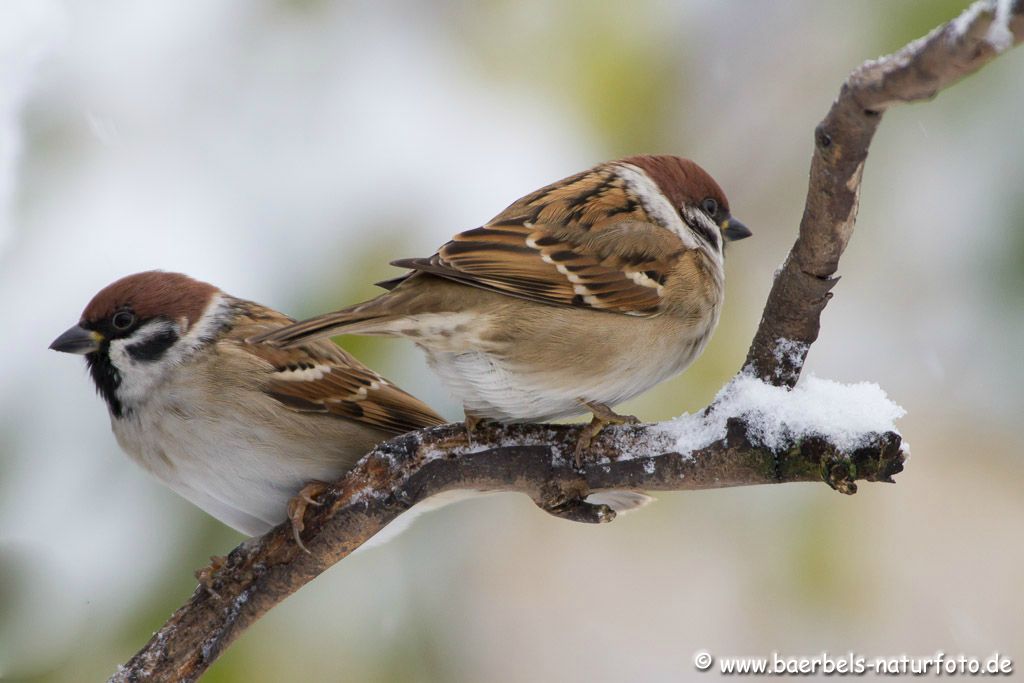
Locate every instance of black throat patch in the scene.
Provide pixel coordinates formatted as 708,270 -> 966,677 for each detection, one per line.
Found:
84,326 -> 181,418
86,349 -> 124,418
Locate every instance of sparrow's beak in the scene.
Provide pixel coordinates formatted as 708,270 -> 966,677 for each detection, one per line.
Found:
49,325 -> 103,355
721,216 -> 752,242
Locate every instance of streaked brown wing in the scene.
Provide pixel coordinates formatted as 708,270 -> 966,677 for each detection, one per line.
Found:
391,168 -> 687,316
234,303 -> 445,435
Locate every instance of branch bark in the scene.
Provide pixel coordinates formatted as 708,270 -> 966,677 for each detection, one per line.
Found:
745,0 -> 1024,383
112,3 -> 1023,681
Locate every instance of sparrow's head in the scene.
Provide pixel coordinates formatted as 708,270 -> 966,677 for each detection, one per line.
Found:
50,271 -> 225,417
618,154 -> 751,254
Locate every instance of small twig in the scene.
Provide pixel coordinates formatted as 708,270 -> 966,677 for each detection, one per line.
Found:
744,0 -> 1022,384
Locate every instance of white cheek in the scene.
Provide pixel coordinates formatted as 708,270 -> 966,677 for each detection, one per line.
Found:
108,294 -> 232,410
614,162 -> 700,250
107,321 -> 182,405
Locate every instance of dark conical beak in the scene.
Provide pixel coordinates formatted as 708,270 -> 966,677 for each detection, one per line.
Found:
722,216 -> 752,242
49,325 -> 103,355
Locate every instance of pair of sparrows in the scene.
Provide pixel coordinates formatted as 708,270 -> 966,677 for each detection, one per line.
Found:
51,155 -> 750,539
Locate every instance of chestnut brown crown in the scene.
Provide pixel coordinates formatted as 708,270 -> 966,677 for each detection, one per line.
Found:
81,271 -> 219,331
623,154 -> 730,215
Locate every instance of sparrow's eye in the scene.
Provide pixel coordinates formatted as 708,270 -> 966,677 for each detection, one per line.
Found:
701,197 -> 719,216
111,310 -> 135,331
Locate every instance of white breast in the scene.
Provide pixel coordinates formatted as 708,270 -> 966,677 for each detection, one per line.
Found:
111,385 -> 335,536
426,350 -> 576,422
424,323 -> 714,423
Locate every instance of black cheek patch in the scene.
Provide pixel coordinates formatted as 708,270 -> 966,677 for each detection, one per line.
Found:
680,210 -> 720,251
703,225 -> 721,251
125,329 -> 179,362
690,220 -> 719,251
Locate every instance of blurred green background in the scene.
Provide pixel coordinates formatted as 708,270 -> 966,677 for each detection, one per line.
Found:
1,1 -> 1022,681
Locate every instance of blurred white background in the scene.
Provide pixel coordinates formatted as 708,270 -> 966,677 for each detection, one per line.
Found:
1,1 -> 1022,681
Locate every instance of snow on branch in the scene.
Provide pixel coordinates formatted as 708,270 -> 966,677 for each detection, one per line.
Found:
112,2 -> 1022,681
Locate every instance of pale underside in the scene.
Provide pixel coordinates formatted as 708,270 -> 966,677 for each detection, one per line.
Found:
364,286 -> 719,422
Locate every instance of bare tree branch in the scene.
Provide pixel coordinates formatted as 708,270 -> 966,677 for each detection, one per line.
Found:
745,0 -> 1023,383
111,3 -> 1022,681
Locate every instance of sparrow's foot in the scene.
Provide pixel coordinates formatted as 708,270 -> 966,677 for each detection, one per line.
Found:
574,401 -> 640,468
195,554 -> 227,599
287,480 -> 330,554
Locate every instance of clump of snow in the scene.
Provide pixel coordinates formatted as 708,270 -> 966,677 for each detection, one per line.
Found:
659,374 -> 906,455
987,0 -> 1015,52
772,337 -> 809,379
951,0 -> 989,40
950,0 -> 1015,52
899,439 -> 912,461
656,407 -> 725,455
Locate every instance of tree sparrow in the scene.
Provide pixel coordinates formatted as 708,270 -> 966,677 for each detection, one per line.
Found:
253,155 -> 751,462
49,271 -> 445,537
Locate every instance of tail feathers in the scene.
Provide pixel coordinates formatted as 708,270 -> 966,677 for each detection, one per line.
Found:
585,490 -> 655,515
248,306 -> 390,347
